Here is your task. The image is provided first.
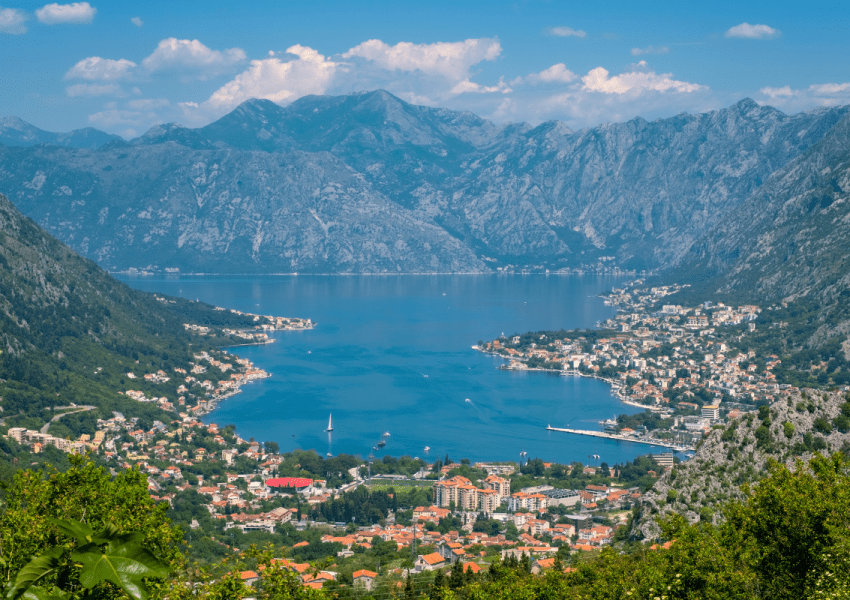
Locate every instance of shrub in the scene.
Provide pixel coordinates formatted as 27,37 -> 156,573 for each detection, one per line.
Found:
814,417 -> 833,435
784,422 -> 796,439
833,414 -> 850,433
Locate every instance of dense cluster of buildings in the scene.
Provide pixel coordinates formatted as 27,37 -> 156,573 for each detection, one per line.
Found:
6,426 -> 94,454
480,287 -> 800,445
120,351 -> 270,417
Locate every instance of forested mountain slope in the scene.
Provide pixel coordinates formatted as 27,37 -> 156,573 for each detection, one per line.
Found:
0,192 -> 253,430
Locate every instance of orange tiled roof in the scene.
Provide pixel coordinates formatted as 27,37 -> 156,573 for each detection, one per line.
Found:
353,569 -> 377,579
462,562 -> 482,574
419,552 -> 445,565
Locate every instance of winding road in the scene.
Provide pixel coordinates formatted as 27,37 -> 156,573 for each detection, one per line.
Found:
41,405 -> 96,434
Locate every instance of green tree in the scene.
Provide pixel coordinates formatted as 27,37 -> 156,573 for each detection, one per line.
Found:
724,453 -> 850,599
0,457 -> 180,598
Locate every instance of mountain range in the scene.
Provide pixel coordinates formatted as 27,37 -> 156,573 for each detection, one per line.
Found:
0,116 -> 122,150
1,91 -> 848,276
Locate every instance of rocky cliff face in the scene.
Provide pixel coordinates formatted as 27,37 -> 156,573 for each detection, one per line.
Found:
681,112 -> 850,295
634,389 -> 850,540
675,112 -> 850,344
0,144 -> 485,273
1,91 -> 847,273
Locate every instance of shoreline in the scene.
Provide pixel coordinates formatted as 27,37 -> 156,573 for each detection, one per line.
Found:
195,372 -> 273,419
477,346 -> 658,414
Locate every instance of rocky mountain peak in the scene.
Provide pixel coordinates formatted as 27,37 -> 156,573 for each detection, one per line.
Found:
1,93 -> 849,276
0,115 -> 33,131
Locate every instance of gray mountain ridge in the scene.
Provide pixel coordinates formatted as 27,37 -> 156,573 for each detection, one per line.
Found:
1,90 -> 848,274
0,116 -> 122,150
672,110 -> 850,346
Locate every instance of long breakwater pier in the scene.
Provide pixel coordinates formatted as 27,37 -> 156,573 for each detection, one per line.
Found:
546,425 -> 694,451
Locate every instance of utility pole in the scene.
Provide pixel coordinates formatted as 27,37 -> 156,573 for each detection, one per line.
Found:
412,518 -> 417,561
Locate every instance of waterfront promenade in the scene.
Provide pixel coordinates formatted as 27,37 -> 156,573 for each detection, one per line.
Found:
546,425 -> 694,451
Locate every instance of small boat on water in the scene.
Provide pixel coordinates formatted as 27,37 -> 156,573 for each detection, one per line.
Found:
377,440 -> 386,448
424,446 -> 431,452
382,431 -> 391,437
325,414 -> 333,432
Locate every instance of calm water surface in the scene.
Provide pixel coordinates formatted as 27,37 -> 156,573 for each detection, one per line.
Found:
119,274 -> 665,466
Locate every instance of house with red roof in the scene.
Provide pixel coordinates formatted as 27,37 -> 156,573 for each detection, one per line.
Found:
414,552 -> 446,572
353,569 -> 377,590
240,571 -> 259,586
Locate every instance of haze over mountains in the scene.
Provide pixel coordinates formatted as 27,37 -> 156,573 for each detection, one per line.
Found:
0,116 -> 123,151
0,90 -> 848,281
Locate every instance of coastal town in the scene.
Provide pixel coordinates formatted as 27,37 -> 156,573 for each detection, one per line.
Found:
5,402 -> 657,591
4,283 -> 839,593
478,281 -> 818,451
3,322 -> 662,592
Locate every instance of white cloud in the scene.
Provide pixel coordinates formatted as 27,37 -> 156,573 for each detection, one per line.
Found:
450,76 -> 511,95
546,26 -> 586,38
0,7 -> 27,34
81,38 -> 720,136
65,56 -> 137,80
202,44 -> 338,112
725,23 -> 780,39
517,63 -> 577,85
131,16 -> 143,27
66,83 -> 122,97
582,62 -> 704,94
36,2 -> 96,24
631,45 -> 669,56
142,38 -> 247,77
759,82 -> 850,111
342,38 -> 501,81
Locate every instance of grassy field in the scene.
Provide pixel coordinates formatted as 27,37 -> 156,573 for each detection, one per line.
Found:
365,479 -> 434,490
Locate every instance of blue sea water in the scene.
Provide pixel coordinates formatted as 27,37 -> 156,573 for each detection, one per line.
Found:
119,274 -> 664,467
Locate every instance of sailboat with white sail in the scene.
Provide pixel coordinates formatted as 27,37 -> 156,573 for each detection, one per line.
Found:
325,414 -> 333,432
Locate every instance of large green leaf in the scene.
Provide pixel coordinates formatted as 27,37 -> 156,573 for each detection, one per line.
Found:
20,587 -> 70,600
6,548 -> 63,600
72,541 -> 170,600
48,519 -> 93,545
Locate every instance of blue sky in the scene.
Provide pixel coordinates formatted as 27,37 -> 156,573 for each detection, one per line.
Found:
1,0 -> 849,138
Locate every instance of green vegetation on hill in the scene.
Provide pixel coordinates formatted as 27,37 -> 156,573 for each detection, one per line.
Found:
0,193 -> 258,432
6,453 -> 850,599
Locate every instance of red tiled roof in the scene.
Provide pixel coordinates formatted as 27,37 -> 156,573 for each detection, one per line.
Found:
266,477 -> 313,488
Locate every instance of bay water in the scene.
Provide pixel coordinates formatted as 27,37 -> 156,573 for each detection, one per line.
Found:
119,274 -> 660,466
